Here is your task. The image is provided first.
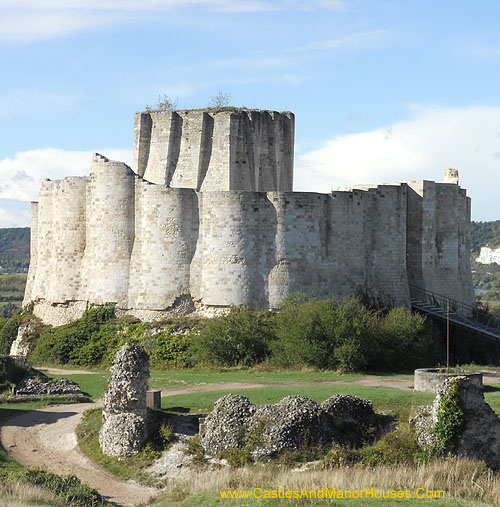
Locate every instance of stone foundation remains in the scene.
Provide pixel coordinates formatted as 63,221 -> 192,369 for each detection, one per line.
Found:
412,375 -> 500,469
414,368 -> 483,393
23,108 -> 476,325
200,393 -> 391,459
99,343 -> 150,457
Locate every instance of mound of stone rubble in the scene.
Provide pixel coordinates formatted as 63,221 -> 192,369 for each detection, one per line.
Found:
200,393 -> 391,459
14,376 -> 83,397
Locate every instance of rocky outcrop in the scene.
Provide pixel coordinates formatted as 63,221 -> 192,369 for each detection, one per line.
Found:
200,393 -> 388,459
99,343 -> 150,457
411,375 -> 500,469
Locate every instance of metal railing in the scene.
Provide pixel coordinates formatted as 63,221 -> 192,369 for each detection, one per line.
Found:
409,284 -> 500,332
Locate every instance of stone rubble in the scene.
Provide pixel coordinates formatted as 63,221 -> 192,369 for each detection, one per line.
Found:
14,376 -> 83,397
99,343 -> 150,457
200,393 -> 386,459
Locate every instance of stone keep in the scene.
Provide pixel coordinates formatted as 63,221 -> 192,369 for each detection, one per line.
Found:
23,108 -> 475,325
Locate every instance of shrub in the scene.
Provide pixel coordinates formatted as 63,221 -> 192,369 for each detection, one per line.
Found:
23,469 -> 106,506
272,297 -> 376,371
0,356 -> 40,394
30,304 -> 116,366
190,307 -> 275,367
323,426 -> 424,468
370,308 -> 439,370
150,327 -> 192,368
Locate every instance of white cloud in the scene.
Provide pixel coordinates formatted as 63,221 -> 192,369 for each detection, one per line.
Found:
295,105 -> 500,221
0,148 -> 132,227
0,9 -> 123,44
0,0 -> 275,10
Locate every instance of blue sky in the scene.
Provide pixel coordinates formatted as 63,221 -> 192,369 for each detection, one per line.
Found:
1,0 -> 500,226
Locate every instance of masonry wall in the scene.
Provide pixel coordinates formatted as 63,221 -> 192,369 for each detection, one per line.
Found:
46,177 -> 86,302
134,109 -> 294,192
407,180 -> 475,308
24,108 -> 475,326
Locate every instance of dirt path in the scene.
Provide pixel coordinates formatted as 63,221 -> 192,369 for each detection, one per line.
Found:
0,402 -> 158,507
35,367 -> 96,375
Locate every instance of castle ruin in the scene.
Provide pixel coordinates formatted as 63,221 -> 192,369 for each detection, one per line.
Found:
23,108 -> 475,325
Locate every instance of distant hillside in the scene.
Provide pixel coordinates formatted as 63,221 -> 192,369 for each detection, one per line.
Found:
471,220 -> 500,257
0,228 -> 30,273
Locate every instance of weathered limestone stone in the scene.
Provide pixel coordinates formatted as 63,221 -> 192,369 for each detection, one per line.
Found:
414,368 -> 482,393
14,377 -> 82,397
444,168 -> 459,184
200,393 -> 388,459
9,318 -> 43,358
320,394 -> 375,421
99,343 -> 150,457
412,376 -> 500,469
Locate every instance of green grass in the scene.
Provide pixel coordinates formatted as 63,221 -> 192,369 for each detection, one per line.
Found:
161,384 -> 435,420
148,367 -> 374,389
46,371 -> 109,400
46,367 -> 412,400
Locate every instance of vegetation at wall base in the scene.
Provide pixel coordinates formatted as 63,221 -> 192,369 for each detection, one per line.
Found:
23,295 -> 499,370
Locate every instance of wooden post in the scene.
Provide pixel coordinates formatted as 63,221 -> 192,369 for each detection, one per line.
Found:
146,389 -> 161,409
446,298 -> 450,374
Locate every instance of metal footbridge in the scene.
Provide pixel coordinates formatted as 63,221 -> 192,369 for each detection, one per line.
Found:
409,284 -> 500,341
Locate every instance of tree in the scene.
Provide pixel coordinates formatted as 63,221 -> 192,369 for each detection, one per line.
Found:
145,94 -> 178,112
208,91 -> 231,108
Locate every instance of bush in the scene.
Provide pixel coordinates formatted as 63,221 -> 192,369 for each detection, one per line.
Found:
323,426 -> 424,468
272,297 -> 376,371
190,307 -> 275,367
30,304 -> 116,366
0,356 -> 41,394
150,327 -> 192,368
369,308 -> 439,370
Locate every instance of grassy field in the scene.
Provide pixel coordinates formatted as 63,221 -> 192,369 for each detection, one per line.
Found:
55,366 -> 500,506
47,365 -> 500,417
